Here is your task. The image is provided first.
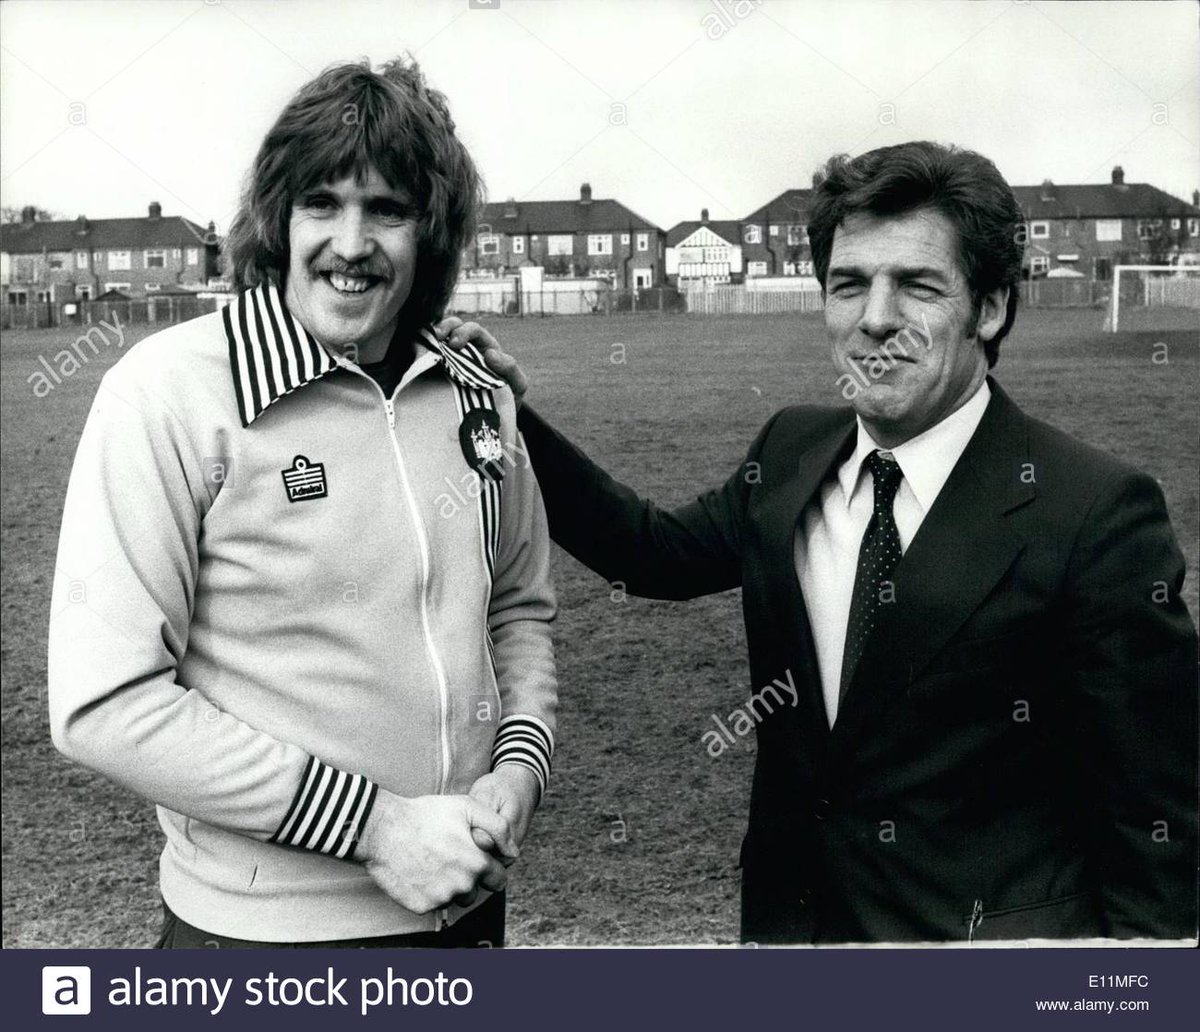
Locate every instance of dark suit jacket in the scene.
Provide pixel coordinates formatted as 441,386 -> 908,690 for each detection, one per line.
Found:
518,379 -> 1198,943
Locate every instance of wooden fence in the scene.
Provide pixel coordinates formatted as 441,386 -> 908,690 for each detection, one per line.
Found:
684,286 -> 825,315
1147,275 -> 1200,308
1,295 -> 225,330
448,286 -> 687,316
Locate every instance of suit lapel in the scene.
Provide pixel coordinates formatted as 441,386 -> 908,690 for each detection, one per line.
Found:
831,380 -> 1036,746
757,412 -> 856,736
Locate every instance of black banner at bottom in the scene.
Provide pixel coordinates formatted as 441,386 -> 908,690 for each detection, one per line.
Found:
7,946 -> 1194,1030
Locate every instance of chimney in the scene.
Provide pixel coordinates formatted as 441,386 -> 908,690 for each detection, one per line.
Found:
503,197 -> 518,219
579,182 -> 592,205
20,205 -> 37,225
148,201 -> 162,219
1192,190 -> 1198,208
75,214 -> 89,235
701,208 -> 709,224
1039,179 -> 1056,203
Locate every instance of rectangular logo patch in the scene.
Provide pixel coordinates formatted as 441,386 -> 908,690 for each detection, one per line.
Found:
281,455 -> 327,502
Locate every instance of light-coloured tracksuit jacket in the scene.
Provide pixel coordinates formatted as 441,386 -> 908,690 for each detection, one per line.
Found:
47,282 -> 557,941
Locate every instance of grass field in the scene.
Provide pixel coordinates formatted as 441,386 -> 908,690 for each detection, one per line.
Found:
2,305 -> 1197,947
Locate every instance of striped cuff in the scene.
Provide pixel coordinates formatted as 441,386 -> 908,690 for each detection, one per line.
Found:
491,714 -> 554,794
270,757 -> 378,861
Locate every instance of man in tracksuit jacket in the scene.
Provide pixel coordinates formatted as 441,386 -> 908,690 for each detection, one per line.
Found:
47,57 -> 557,947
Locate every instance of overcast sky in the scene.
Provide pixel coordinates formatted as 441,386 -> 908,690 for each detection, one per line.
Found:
1,0 -> 1197,233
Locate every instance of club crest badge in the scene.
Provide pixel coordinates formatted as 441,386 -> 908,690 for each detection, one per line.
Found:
458,408 -> 506,482
281,455 -> 328,502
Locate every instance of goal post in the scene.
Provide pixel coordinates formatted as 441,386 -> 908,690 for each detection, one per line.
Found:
1105,264 -> 1200,332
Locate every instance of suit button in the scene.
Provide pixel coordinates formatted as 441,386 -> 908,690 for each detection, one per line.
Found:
813,798 -> 831,821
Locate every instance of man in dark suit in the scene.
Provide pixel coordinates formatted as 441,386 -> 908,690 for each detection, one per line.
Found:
442,141 -> 1197,943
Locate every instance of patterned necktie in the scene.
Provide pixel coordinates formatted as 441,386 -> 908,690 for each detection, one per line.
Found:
840,450 -> 905,699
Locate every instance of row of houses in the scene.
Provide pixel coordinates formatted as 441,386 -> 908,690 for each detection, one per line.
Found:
0,203 -> 222,305
665,167 -> 1200,288
462,167 -> 1200,291
3,166 -> 1198,307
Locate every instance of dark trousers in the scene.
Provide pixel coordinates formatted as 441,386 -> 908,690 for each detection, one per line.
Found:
155,892 -> 505,948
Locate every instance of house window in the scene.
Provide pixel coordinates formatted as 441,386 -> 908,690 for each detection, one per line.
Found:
1170,218 -> 1182,230
478,234 -> 500,256
48,255 -> 64,269
7,290 -> 28,306
1029,256 -> 1050,275
145,283 -> 161,291
783,262 -> 796,276
620,233 -> 630,245
145,249 -> 166,268
744,225 -> 762,244
636,232 -> 649,252
1137,219 -> 1161,240
171,248 -> 182,261
75,285 -> 91,300
92,251 -> 103,266
1095,219 -> 1122,242
547,235 -> 573,256
75,250 -> 88,269
512,236 -> 525,255
747,260 -> 768,276
1189,218 -> 1199,237
769,225 -> 780,237
104,282 -> 132,293
37,290 -> 52,302
1029,221 -> 1049,239
186,247 -> 200,265
587,234 -> 613,256
786,224 -> 807,246
108,250 -> 131,270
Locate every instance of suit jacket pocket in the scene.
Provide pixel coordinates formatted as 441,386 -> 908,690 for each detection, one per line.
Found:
908,632 -> 1024,697
970,892 -> 1100,941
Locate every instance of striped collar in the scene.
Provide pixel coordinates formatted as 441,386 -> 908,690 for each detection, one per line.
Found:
223,281 -> 505,427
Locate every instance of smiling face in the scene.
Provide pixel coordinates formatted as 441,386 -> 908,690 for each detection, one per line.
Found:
284,166 -> 419,363
824,207 -> 1006,447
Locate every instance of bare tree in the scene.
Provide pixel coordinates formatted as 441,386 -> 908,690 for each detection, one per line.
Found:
1,205 -> 61,223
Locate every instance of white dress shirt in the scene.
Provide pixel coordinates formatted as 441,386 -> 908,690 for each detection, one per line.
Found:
794,380 -> 992,727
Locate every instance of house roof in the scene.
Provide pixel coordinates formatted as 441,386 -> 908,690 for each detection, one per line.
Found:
666,220 -> 742,247
480,198 -> 661,235
741,181 -> 1199,228
1013,183 -> 1199,220
1,215 -> 215,255
743,188 -> 816,226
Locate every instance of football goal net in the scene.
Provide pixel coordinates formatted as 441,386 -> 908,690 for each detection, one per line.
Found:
1104,264 -> 1200,332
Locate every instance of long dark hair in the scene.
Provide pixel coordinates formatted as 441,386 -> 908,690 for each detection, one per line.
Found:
224,56 -> 481,331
